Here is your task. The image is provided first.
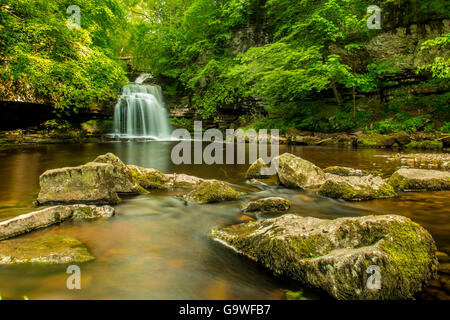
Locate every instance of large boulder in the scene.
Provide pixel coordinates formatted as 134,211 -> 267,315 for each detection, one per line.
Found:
318,174 -> 396,201
272,153 -> 326,189
186,180 -> 240,204
211,214 -> 438,300
388,168 -> 450,191
37,162 -> 121,205
0,205 -> 114,240
93,153 -> 143,193
37,153 -> 147,205
0,235 -> 95,264
241,197 -> 290,213
171,173 -> 205,188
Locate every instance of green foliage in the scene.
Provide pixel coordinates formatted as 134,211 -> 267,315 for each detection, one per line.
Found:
0,0 -> 128,114
417,33 -> 450,79
370,114 -> 432,134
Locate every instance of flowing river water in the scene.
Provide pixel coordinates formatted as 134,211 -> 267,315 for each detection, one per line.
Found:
0,141 -> 448,299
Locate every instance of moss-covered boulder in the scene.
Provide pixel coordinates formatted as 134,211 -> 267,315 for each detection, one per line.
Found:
93,153 -> 144,193
0,235 -> 95,264
406,140 -> 443,150
37,153 -> 148,205
186,180 -> 240,204
211,214 -> 438,300
37,162 -> 121,205
0,205 -> 115,240
391,132 -> 411,146
128,165 -> 172,190
323,166 -> 366,176
246,158 -> 270,179
318,174 -> 396,201
388,168 -> 450,191
272,153 -> 326,189
241,197 -> 290,214
357,134 -> 396,148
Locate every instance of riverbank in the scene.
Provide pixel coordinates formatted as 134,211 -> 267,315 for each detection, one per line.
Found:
1,127 -> 450,152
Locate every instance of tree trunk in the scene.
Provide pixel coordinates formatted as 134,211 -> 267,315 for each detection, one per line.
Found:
331,79 -> 341,105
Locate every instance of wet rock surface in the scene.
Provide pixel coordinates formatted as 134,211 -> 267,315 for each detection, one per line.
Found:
211,214 -> 438,300
0,235 -> 95,265
186,180 -> 241,204
388,168 -> 450,191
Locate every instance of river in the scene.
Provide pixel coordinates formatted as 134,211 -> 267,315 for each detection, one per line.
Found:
0,141 -> 448,299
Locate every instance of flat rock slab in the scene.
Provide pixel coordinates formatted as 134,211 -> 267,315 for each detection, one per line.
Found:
0,205 -> 114,241
211,214 -> 438,300
241,197 -> 290,213
0,235 -> 95,264
323,166 -> 367,176
388,168 -> 450,191
318,174 -> 396,201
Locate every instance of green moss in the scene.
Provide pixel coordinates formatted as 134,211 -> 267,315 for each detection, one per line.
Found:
406,140 -> 443,150
129,167 -> 170,190
285,290 -> 309,300
357,134 -> 396,148
388,173 -> 450,191
380,221 -> 437,285
189,181 -> 240,203
318,180 -> 359,200
324,166 -> 351,176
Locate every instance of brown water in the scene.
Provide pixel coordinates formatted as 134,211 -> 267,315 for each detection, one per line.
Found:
0,142 -> 448,300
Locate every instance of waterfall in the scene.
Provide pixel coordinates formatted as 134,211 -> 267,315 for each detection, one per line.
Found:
113,74 -> 172,139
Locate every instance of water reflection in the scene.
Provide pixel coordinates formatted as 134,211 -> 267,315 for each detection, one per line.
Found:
0,142 -> 448,299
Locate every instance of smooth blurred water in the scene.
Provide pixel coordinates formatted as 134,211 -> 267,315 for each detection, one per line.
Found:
0,142 -> 448,299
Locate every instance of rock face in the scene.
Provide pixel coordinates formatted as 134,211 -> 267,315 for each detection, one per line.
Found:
0,235 -> 95,264
246,158 -> 269,179
211,214 -> 438,300
37,162 -> 121,205
323,166 -> 367,176
93,153 -> 143,193
241,197 -> 290,213
388,168 -> 450,191
0,205 -> 115,240
186,180 -> 240,204
273,153 -> 326,189
319,174 -> 397,201
37,153 -> 147,205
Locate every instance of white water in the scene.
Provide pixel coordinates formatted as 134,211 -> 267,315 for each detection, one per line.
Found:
113,74 -> 172,139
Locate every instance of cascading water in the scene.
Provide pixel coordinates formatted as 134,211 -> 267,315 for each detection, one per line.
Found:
113,73 -> 172,139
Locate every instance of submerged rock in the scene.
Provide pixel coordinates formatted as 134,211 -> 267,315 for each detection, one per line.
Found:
241,197 -> 290,213
246,158 -> 270,179
0,205 -> 115,240
323,166 -> 367,176
211,214 -> 438,300
186,180 -> 240,204
388,168 -> 450,191
0,235 -> 95,264
272,153 -> 326,189
319,174 -> 396,201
